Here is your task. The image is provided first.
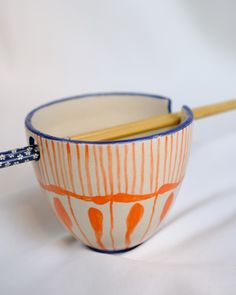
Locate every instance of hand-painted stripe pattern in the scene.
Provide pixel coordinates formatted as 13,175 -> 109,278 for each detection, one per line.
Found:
29,124 -> 192,251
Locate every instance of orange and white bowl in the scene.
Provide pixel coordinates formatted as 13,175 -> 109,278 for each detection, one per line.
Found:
25,93 -> 193,252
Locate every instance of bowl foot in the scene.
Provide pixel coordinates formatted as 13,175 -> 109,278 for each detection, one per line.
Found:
86,243 -> 142,254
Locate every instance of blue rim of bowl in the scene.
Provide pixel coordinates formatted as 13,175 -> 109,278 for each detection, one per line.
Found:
25,92 -> 193,144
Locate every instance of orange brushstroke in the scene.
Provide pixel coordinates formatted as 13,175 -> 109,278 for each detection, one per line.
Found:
167,134 -> 173,183
76,145 -> 85,195
66,143 -> 76,192
116,145 -> 121,192
155,138 -> 160,191
107,145 -> 114,194
51,141 -> 60,186
40,181 -> 180,205
88,207 -> 106,250
171,131 -> 179,182
58,142 -> 66,188
99,146 -> 108,195
150,140 -> 153,192
109,201 -> 115,249
45,140 -> 57,184
40,137 -> 50,183
124,144 -> 129,193
160,193 -> 174,222
54,198 -> 72,230
163,136 -> 168,183
125,203 -> 144,248
131,142 -> 136,194
93,145 -> 101,195
176,129 -> 185,182
139,142 -> 145,194
85,145 -> 93,195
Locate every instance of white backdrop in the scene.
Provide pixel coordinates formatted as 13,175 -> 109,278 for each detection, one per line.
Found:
0,1 -> 236,294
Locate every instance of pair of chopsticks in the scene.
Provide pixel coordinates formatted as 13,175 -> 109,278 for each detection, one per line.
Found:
70,99 -> 236,141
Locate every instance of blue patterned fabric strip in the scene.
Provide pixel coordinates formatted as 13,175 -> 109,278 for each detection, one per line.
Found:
0,145 -> 40,168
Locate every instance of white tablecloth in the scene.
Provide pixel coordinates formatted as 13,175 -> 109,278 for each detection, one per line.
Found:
0,1 -> 236,294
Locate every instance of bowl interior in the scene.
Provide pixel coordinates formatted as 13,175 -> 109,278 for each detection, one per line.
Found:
29,94 -> 172,140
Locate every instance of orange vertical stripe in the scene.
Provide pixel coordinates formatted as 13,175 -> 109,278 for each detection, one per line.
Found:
139,142 -> 145,194
167,134 -> 173,183
109,201 -> 115,249
45,140 -> 57,184
124,144 -> 129,193
76,145 -> 85,195
160,193 -> 174,222
66,143 -> 75,192
176,129 -> 185,182
177,128 -> 187,181
155,138 -> 161,190
116,145 -> 121,193
88,207 -> 106,250
107,145 -> 114,194
150,140 -> 154,192
51,141 -> 60,186
125,203 -> 144,248
85,145 -> 93,196
107,145 -> 115,249
181,127 -> 190,179
57,142 -> 66,188
93,145 -> 101,196
131,143 -> 136,194
163,136 -> 168,183
171,131 -> 179,183
36,135 -> 45,184
99,146 -> 108,195
39,137 -> 50,184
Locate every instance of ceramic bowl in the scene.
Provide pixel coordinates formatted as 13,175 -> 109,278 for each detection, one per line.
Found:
1,93 -> 193,252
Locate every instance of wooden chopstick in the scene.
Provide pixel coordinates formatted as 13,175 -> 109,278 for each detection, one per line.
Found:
70,99 -> 236,141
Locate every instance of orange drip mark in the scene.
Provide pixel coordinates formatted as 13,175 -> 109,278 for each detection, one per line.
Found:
51,141 -> 60,186
163,136 -> 168,183
109,201 -> 115,249
171,131 -> 179,183
54,198 -> 72,230
40,181 -> 180,204
93,146 -> 101,195
167,134 -> 173,183
139,142 -> 145,194
85,145 -> 93,195
45,140 -> 57,184
124,144 -> 129,193
66,143 -> 75,192
58,142 -> 66,188
176,129 -> 185,182
107,145 -> 114,194
155,138 -> 161,191
76,145 -> 85,195
40,137 -> 50,183
88,207 -> 106,250
99,146 -> 108,195
125,203 -> 144,248
160,193 -> 174,222
116,145 -> 121,192
131,143 -> 136,194
150,140 -> 154,192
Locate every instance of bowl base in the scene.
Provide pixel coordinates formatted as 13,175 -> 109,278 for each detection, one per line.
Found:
86,243 -> 142,254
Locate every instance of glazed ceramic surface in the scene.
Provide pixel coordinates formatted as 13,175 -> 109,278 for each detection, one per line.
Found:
25,93 -> 193,252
